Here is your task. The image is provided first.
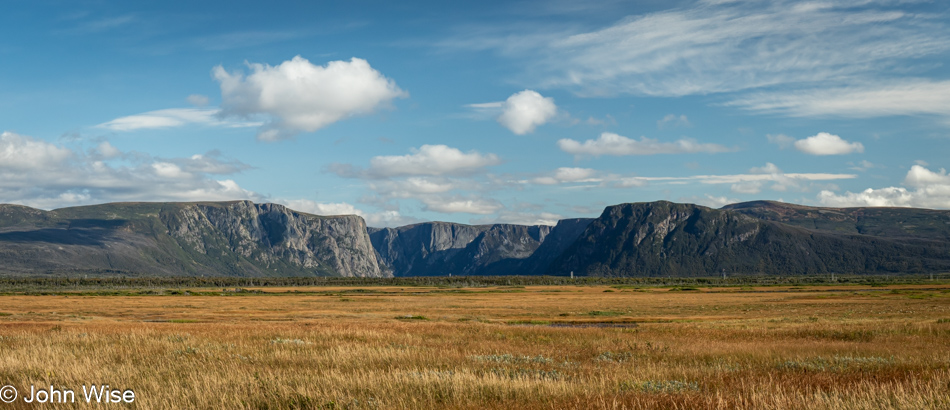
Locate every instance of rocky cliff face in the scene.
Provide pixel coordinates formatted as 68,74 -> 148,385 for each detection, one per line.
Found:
520,218 -> 594,275
723,200 -> 950,240
370,222 -> 552,276
163,201 -> 384,277
0,201 -> 386,277
5,199 -> 950,278
545,201 -> 950,276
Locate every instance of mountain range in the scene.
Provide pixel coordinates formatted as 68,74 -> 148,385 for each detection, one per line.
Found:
1,199 -> 949,277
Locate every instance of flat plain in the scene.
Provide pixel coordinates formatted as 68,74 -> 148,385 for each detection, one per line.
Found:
1,283 -> 949,409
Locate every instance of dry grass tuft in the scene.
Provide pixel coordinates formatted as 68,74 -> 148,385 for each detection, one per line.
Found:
0,284 -> 948,408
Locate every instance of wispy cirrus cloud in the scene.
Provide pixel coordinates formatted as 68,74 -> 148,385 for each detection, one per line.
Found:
98,108 -> 261,131
441,0 -> 950,120
518,163 -> 856,193
558,132 -> 734,158
726,79 -> 950,119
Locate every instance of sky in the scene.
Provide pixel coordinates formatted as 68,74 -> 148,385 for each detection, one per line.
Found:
2,0 -> 950,227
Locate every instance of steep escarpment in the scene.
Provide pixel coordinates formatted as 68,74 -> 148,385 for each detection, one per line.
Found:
545,201 -> 950,276
5,199 -> 950,278
520,218 -> 594,275
723,200 -> 950,240
370,222 -> 552,276
0,201 -> 386,277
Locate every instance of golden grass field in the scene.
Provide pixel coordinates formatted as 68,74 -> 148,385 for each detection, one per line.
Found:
1,284 -> 949,409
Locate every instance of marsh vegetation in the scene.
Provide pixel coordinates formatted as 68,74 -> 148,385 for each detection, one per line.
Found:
0,283 -> 948,408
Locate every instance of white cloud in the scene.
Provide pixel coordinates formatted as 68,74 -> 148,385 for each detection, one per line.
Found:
0,131 -> 260,209
904,164 -> 950,188
187,94 -> 210,107
676,194 -> 741,208
98,108 -> 260,131
152,162 -> 190,179
332,144 -> 501,179
611,177 -> 648,188
750,162 -> 782,174
282,200 -> 362,216
794,132 -> 864,155
326,145 -> 507,220
512,162 -> 852,193
95,141 -> 121,159
472,209 -> 564,226
174,153 -> 252,175
696,194 -> 741,208
0,131 -> 73,169
496,90 -> 558,134
818,165 -> 950,208
848,160 -> 879,172
447,1 -> 950,100
657,114 -> 690,129
421,196 -> 504,215
277,199 -> 417,227
728,80 -> 950,118
557,132 -> 733,157
530,167 -> 599,185
367,177 -> 459,198
616,163 -> 855,188
730,181 -> 763,194
214,56 -> 406,141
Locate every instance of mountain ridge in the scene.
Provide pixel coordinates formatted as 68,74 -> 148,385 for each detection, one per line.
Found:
0,201 -> 385,277
3,199 -> 950,277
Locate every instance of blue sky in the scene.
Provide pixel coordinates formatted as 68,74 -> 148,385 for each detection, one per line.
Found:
2,0 -> 949,226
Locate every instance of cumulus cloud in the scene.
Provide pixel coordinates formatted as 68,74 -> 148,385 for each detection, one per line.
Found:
95,141 -> 121,159
557,132 -> 733,157
0,131 -> 259,209
171,152 -> 252,175
730,181 -> 763,194
750,162 -> 782,174
98,108 -> 260,131
496,90 -> 558,134
421,196 -> 504,215
793,132 -> 864,155
0,131 -> 73,169
530,167 -> 599,185
848,160 -> 879,172
818,165 -> 950,209
326,144 -> 506,217
330,144 -> 501,179
367,177 -> 460,198
214,56 -> 406,141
